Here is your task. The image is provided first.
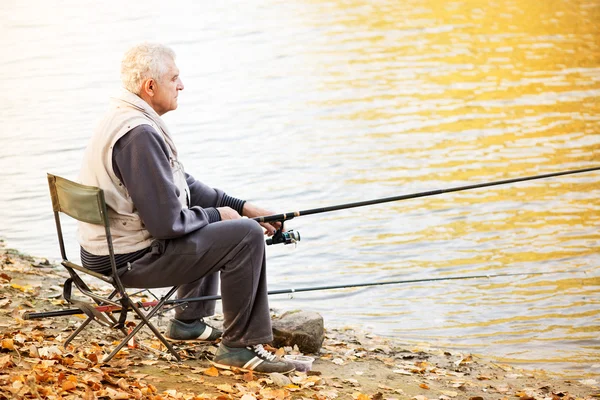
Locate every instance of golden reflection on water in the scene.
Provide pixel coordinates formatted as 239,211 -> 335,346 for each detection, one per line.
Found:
304,0 -> 600,375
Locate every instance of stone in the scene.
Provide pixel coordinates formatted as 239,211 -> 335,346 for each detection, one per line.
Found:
271,310 -> 324,354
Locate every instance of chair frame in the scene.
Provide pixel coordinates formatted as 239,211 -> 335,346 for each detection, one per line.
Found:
47,173 -> 181,362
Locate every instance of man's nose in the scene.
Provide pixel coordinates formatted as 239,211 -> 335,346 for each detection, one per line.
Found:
178,79 -> 184,90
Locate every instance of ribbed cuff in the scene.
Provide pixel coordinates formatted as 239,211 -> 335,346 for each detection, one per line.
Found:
221,194 -> 246,216
205,207 -> 221,223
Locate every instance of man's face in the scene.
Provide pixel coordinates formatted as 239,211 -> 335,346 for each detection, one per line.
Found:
152,57 -> 184,116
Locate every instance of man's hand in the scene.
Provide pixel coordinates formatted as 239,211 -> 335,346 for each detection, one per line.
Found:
217,206 -> 242,221
242,203 -> 281,236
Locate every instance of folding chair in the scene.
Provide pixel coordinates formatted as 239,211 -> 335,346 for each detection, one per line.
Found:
47,173 -> 181,362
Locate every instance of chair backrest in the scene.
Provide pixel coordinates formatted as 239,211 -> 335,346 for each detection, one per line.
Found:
47,173 -> 120,285
47,174 -> 107,226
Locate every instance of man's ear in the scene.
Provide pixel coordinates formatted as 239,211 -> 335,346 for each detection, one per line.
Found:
141,78 -> 155,97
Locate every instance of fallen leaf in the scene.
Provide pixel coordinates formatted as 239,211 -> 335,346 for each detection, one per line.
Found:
38,345 -> 62,358
270,372 -> 292,387
454,354 -> 473,366
217,384 -> 237,394
72,362 -> 90,370
1,339 -> 14,350
0,354 -> 14,369
514,393 -> 534,400
419,383 -> 430,390
116,377 -> 129,391
243,371 -> 255,382
61,380 -> 76,391
203,366 -> 220,377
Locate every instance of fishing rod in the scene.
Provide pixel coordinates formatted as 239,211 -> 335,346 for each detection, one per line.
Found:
24,167 -> 598,319
260,166 -> 600,244
24,269 -> 579,320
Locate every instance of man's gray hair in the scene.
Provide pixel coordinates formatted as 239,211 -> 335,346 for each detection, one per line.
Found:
121,42 -> 176,95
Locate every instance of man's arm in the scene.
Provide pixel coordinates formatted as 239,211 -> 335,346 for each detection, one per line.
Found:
113,125 -> 220,239
185,173 -> 246,215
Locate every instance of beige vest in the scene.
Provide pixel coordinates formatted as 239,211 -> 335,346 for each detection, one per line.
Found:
78,90 -> 190,255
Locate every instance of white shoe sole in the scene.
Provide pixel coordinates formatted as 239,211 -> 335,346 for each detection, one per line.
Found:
210,360 -> 295,375
165,336 -> 221,343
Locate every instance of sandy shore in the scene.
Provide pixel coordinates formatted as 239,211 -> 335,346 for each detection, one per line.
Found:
0,241 -> 598,399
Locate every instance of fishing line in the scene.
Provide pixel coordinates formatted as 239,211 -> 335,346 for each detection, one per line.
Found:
23,269 -> 581,319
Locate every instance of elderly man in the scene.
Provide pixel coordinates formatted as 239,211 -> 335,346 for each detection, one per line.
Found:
78,42 -> 294,374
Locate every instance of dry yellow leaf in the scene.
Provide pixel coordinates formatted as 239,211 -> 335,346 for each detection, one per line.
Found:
216,384 -> 237,394
1,338 -> 14,350
83,386 -> 95,400
117,377 -> 129,390
243,371 -> 255,382
260,388 -> 289,400
221,370 -> 235,376
72,362 -> 89,370
61,380 -> 76,391
203,366 -> 220,377
420,383 -> 430,390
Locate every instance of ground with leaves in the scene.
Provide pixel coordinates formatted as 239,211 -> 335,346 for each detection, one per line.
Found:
0,242 -> 598,400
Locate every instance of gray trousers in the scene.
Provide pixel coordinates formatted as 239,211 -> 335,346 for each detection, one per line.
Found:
119,219 -> 273,347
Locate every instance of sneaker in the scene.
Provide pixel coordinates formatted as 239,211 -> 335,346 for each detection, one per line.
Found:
211,343 -> 295,374
165,318 -> 222,341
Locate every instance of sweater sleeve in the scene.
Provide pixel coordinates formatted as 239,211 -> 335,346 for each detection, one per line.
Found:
112,125 -> 221,239
185,172 -> 247,215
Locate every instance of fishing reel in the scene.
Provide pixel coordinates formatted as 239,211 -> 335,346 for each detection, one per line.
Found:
266,221 -> 301,246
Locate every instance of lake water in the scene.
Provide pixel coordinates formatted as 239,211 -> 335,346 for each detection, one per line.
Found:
1,0 -> 599,378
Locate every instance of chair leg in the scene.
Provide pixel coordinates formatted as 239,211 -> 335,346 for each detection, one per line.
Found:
65,311 -> 129,348
102,287 -> 181,363
130,301 -> 181,361
64,287 -> 129,348
65,316 -> 94,347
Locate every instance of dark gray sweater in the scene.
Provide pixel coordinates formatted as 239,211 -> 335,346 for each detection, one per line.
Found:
81,124 -> 245,273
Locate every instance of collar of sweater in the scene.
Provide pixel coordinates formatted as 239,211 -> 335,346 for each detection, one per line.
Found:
110,89 -> 179,159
